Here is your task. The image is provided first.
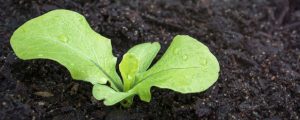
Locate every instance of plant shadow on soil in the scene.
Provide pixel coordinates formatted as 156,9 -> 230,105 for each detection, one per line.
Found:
0,0 -> 300,120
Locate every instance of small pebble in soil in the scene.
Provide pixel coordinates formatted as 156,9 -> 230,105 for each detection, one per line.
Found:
37,101 -> 45,106
34,91 -> 54,97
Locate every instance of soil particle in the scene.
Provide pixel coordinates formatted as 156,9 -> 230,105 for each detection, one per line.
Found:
34,91 -> 54,98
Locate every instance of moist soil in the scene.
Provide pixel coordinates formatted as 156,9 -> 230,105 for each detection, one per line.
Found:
1,0 -> 300,120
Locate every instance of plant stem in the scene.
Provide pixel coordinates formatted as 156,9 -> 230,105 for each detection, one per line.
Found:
121,96 -> 134,108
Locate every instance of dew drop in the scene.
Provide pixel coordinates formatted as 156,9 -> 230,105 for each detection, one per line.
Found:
79,17 -> 84,22
58,35 -> 69,43
174,48 -> 180,54
127,75 -> 132,80
200,59 -> 207,66
200,59 -> 208,71
183,55 -> 188,60
21,28 -> 27,33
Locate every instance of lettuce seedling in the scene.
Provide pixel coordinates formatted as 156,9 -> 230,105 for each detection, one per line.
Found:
10,10 -> 220,107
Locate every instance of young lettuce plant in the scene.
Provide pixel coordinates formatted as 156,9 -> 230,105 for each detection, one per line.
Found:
10,10 -> 220,107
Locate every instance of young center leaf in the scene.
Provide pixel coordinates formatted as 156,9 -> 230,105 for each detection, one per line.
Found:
119,53 -> 139,92
10,10 -> 123,91
94,42 -> 161,106
93,35 -> 220,105
119,42 -> 160,91
118,42 -> 160,106
123,42 -> 161,73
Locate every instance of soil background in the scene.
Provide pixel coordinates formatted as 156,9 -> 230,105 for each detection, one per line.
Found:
1,0 -> 300,120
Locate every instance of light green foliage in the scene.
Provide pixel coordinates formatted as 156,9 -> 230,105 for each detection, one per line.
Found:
93,35 -> 220,105
10,10 -> 123,91
119,42 -> 160,92
124,42 -> 160,73
10,9 -> 220,107
119,53 -> 139,92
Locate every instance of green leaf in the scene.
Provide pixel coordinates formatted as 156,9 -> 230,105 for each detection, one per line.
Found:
93,35 -> 220,105
119,53 -> 139,91
136,35 -> 219,101
119,42 -> 160,91
125,42 -> 160,72
10,9 -> 123,91
92,84 -> 132,106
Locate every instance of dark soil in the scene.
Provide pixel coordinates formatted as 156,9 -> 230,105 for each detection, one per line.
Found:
1,0 -> 300,119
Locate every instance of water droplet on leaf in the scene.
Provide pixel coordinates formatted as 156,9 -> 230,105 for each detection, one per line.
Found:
79,17 -> 84,22
183,55 -> 188,60
174,48 -> 180,54
200,59 -> 207,65
127,75 -> 132,80
21,28 -> 27,33
58,35 -> 69,43
200,59 -> 208,71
